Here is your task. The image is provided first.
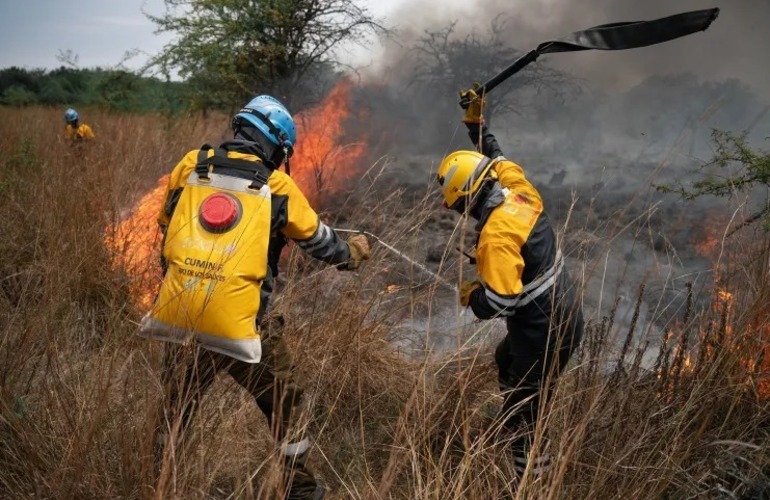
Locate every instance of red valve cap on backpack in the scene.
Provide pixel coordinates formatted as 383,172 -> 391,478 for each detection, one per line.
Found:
199,193 -> 241,232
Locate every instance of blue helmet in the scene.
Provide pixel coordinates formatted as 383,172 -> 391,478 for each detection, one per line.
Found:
64,108 -> 79,124
233,95 -> 296,149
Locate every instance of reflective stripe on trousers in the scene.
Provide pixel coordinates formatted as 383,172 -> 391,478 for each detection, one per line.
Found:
281,437 -> 310,457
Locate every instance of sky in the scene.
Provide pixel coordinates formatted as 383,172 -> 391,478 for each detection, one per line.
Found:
0,0 -> 768,99
0,0 -> 170,70
0,0 -> 408,71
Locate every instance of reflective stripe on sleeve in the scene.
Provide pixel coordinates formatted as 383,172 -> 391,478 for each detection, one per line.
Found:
513,452 -> 552,476
296,222 -> 332,252
515,252 -> 564,308
484,250 -> 564,314
485,288 -> 519,316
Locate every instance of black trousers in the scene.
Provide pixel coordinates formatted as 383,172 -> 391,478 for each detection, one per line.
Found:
159,331 -> 303,443
495,285 -> 584,436
156,318 -> 319,499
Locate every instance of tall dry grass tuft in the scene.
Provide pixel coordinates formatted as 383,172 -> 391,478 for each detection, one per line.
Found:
0,106 -> 768,499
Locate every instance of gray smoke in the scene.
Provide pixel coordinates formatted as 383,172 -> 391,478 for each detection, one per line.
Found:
379,0 -> 770,99
354,0 -> 770,173
347,0 -> 769,346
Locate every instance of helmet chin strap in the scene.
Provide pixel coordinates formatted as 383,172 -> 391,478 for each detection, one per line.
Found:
283,146 -> 291,176
235,108 -> 294,175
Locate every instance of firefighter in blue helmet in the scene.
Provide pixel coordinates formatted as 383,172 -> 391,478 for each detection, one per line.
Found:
144,95 -> 369,499
436,88 -> 584,479
64,107 -> 95,141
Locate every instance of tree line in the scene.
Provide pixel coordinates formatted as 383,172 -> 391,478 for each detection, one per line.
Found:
0,66 -> 189,114
0,0 -> 385,114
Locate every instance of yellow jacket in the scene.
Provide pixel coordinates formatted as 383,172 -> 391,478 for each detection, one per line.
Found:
464,124 -> 563,321
144,143 -> 352,362
65,123 -> 95,141
475,159 -> 544,298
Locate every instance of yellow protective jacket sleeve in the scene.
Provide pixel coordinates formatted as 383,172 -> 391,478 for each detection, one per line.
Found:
475,159 -> 544,298
266,168 -> 324,242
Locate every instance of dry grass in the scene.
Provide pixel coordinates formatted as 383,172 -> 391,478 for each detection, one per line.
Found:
1,106 -> 769,499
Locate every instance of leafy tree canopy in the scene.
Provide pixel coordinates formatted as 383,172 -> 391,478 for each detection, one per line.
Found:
146,0 -> 384,110
659,131 -> 770,232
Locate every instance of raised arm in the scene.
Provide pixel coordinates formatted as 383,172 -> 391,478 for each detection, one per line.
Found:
465,122 -> 504,160
459,87 -> 505,159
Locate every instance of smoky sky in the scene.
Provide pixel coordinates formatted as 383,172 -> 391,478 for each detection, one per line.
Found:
378,0 -> 770,99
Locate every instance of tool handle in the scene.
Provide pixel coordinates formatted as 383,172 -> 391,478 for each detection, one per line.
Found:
476,49 -> 540,96
472,8 -> 719,97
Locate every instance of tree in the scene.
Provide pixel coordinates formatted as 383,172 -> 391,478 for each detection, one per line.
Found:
146,0 -> 384,110
396,17 -> 574,151
410,17 -> 574,120
0,67 -> 43,97
660,131 -> 770,232
39,78 -> 70,105
95,70 -> 143,112
1,85 -> 38,107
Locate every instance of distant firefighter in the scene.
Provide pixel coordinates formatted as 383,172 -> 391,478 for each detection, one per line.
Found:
64,108 -> 95,142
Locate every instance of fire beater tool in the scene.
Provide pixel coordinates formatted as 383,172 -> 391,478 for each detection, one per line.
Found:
465,8 -> 720,100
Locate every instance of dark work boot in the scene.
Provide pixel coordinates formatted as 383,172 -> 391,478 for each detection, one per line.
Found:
283,448 -> 325,500
510,435 -> 551,479
309,478 -> 326,500
284,467 -> 324,500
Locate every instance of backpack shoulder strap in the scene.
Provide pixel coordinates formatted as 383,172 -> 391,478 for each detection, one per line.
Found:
195,144 -> 215,177
195,144 -> 271,190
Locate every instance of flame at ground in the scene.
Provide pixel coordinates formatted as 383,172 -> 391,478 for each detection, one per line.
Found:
688,219 -> 762,392
104,80 -> 368,308
290,80 -> 366,204
104,175 -> 167,309
716,288 -> 733,308
665,227 -> 769,398
696,284 -> 769,397
694,234 -> 719,259
691,213 -> 726,261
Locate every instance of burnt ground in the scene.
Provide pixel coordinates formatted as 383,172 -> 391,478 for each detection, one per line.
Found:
335,147 -> 744,365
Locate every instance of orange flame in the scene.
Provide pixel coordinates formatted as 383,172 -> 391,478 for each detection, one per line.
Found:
716,288 -> 733,310
694,235 -> 719,259
290,79 -> 366,204
677,215 -> 770,397
691,214 -> 725,261
105,80 -> 367,308
752,300 -> 770,397
103,175 -> 167,309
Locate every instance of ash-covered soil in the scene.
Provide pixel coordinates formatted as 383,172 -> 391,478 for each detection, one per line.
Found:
347,149 -> 738,366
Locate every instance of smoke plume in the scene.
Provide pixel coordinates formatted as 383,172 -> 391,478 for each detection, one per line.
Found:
345,0 -> 770,348
377,0 -> 770,99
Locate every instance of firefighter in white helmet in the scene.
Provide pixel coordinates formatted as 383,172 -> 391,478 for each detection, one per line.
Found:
436,88 -> 583,479
143,95 -> 369,500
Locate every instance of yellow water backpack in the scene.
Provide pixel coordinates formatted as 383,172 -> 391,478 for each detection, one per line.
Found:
140,146 -> 273,363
